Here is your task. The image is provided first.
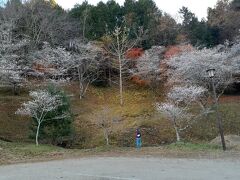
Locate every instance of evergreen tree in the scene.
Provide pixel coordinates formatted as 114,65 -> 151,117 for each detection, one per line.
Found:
207,0 -> 240,43
231,0 -> 240,11
179,6 -> 218,47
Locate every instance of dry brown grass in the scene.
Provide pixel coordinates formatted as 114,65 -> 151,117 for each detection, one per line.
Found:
0,88 -> 30,142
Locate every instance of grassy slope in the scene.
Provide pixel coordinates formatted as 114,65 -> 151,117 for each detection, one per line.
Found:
63,83 -> 240,148
0,140 -> 69,165
0,88 -> 30,141
0,84 -> 240,148
65,83 -> 171,148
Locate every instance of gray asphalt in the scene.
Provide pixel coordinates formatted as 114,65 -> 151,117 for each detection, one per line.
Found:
0,157 -> 240,180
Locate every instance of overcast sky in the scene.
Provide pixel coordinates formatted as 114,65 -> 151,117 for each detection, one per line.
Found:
56,0 -> 218,20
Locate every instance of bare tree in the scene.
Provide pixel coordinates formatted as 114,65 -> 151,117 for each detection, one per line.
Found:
94,107 -> 113,146
1,0 -> 24,21
16,0 -> 78,46
16,90 -> 63,146
22,0 -> 56,45
81,8 -> 89,41
103,26 -> 142,106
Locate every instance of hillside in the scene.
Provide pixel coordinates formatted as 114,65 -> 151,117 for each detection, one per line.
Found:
0,83 -> 239,148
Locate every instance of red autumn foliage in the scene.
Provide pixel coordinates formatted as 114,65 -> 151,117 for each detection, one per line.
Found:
164,44 -> 193,59
219,95 -> 240,103
125,48 -> 150,86
130,75 -> 150,86
32,63 -> 56,73
125,48 -> 144,60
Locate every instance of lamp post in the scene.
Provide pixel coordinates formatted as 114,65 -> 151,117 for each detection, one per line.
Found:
206,68 -> 226,151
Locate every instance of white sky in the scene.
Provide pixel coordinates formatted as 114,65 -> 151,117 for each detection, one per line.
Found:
56,0 -> 218,20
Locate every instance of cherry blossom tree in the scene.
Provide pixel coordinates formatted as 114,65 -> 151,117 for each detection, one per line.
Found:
157,85 -> 207,141
16,90 -> 62,146
228,42 -> 240,80
131,46 -> 165,88
0,20 -> 29,94
165,43 -> 240,144
32,41 -> 104,99
157,103 -> 188,142
167,47 -> 235,99
67,41 -> 104,99
0,56 -> 23,94
29,42 -> 71,79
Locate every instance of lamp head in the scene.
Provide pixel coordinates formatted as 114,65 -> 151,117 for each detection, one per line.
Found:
206,68 -> 216,78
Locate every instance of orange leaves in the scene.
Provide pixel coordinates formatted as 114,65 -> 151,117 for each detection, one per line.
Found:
125,48 -> 144,60
125,48 -> 148,86
164,44 -> 193,59
32,63 -> 56,73
130,75 -> 150,86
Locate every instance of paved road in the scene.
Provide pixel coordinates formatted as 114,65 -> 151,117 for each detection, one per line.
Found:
0,157 -> 240,180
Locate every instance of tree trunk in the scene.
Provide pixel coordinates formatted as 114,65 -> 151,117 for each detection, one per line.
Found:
12,82 -> 19,96
13,83 -> 17,95
82,9 -> 88,42
104,129 -> 109,146
36,122 -> 41,146
174,124 -> 180,142
119,55 -> 123,106
77,67 -> 83,100
108,68 -> 112,86
82,18 -> 86,42
116,31 -> 123,106
79,85 -> 83,99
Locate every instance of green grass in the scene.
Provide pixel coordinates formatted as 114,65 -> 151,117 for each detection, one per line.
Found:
167,142 -> 221,151
0,140 -> 68,165
186,102 -> 240,142
0,140 -> 65,156
10,144 -> 64,156
0,141 -> 231,165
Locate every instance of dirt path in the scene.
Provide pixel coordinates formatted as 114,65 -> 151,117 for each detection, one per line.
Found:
0,157 -> 240,180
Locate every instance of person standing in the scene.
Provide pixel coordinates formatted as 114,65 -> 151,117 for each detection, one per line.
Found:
136,129 -> 142,149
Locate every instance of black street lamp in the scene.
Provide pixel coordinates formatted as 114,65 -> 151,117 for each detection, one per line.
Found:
206,68 -> 226,151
